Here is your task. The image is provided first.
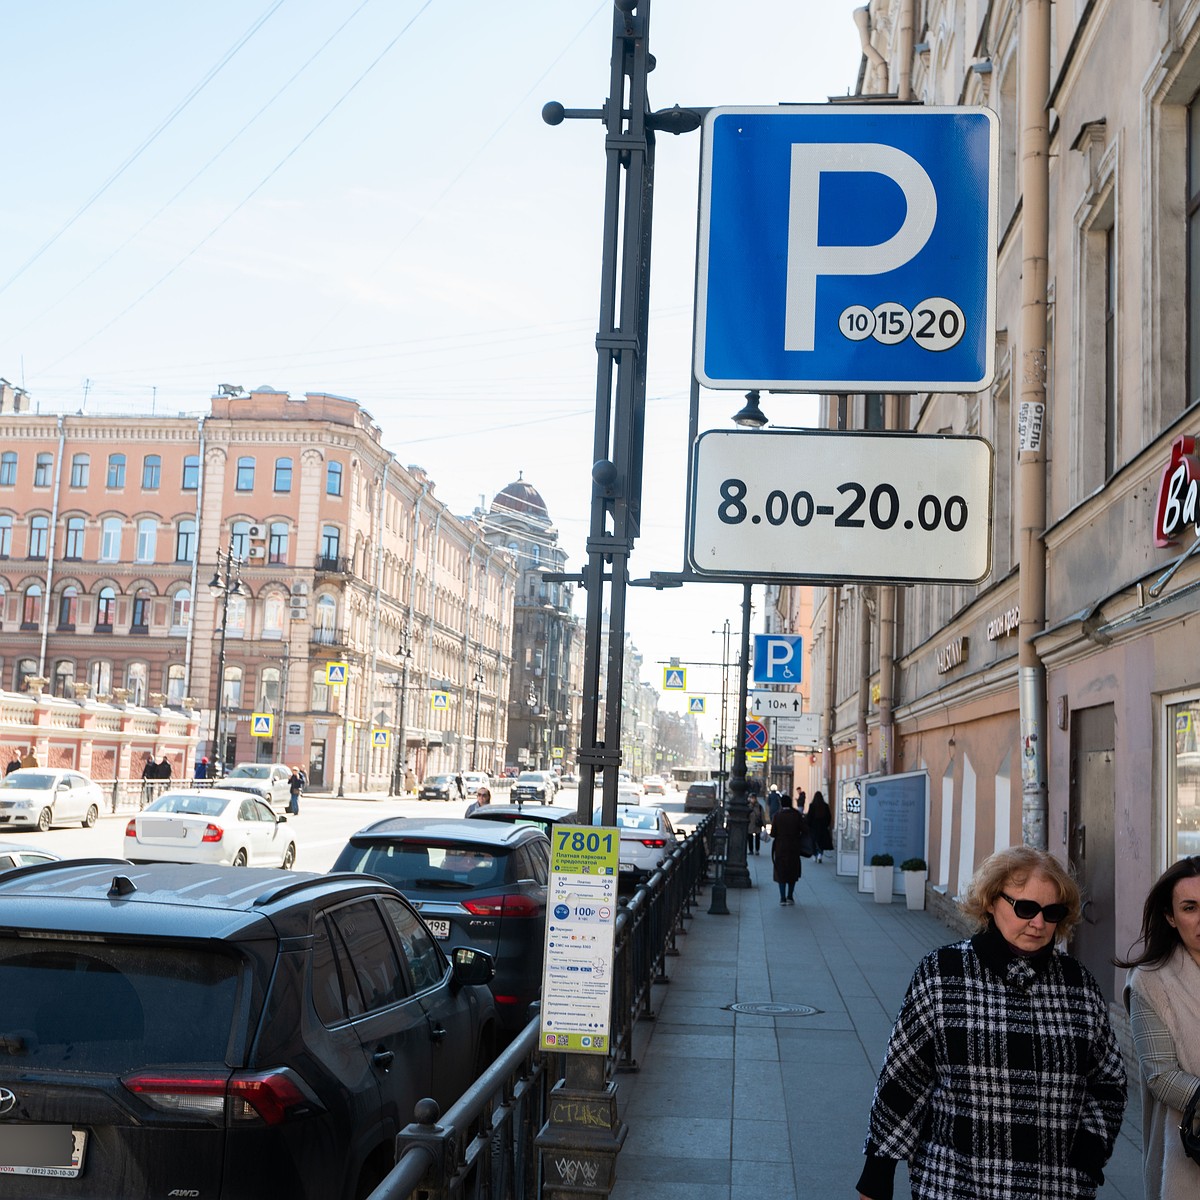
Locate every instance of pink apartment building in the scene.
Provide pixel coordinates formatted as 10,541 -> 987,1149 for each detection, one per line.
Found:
0,384 -> 516,790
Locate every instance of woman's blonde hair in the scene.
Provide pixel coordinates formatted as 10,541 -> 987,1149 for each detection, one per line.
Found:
961,846 -> 1083,942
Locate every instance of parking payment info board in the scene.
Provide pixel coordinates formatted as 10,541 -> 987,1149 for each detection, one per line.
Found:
540,827 -> 620,1054
695,106 -> 998,392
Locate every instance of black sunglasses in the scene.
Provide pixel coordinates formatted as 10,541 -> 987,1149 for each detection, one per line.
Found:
1000,892 -> 1069,923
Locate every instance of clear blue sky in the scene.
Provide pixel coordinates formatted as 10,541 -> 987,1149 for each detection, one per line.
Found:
2,0 -> 866,729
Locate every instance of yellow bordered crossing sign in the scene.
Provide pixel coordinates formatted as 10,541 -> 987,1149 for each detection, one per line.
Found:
250,713 -> 274,738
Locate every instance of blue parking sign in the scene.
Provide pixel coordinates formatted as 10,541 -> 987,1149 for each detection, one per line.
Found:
696,106 -> 997,392
753,635 -> 803,685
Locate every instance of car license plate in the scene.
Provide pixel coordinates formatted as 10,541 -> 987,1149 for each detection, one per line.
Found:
0,1126 -> 87,1177
425,919 -> 451,939
618,862 -> 635,873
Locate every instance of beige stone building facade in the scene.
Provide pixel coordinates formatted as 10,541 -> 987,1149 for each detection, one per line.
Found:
771,1 -> 1200,1003
0,384 -> 516,790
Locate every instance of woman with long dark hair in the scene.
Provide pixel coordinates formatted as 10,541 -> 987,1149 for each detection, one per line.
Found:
1115,856 -> 1200,1200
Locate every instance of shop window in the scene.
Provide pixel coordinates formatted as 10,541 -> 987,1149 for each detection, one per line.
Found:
1169,698 -> 1200,861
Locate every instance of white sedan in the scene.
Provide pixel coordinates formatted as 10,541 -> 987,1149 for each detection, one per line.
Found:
125,788 -> 297,868
0,768 -> 104,831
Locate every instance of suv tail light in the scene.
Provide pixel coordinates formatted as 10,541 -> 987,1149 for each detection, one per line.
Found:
639,838 -> 667,848
201,823 -> 224,843
123,1068 -> 318,1125
462,894 -> 541,918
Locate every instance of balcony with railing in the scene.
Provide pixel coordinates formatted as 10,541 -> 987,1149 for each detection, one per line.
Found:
314,555 -> 350,574
310,625 -> 347,647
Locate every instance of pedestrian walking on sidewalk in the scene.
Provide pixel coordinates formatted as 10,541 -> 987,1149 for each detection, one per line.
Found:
287,768 -> 303,815
1115,855 -> 1200,1200
747,796 -> 764,855
805,790 -> 833,863
769,793 -> 807,904
856,846 -> 1127,1200
765,786 -> 781,833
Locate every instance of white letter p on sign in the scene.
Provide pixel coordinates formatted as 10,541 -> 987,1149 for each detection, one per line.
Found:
784,143 -> 937,352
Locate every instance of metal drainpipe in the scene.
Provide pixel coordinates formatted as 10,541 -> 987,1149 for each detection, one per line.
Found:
876,1 -> 914,774
405,483 -> 429,779
822,585 -> 840,802
1017,0 -> 1051,849
456,543 -> 478,772
424,505 -> 444,771
856,586 -> 874,770
37,415 -> 67,678
363,460 -> 390,787
183,418 -> 205,707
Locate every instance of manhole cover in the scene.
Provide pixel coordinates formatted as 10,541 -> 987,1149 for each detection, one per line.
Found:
726,1002 -> 821,1017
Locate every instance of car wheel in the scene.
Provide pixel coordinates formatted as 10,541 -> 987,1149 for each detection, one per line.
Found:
82,804 -> 98,828
37,807 -> 53,832
232,849 -> 248,867
281,842 -> 296,869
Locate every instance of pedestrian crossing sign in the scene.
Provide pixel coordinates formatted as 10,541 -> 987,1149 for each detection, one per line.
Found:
250,713 -> 274,738
326,661 -> 348,685
372,728 -> 389,748
431,691 -> 450,710
663,667 -> 686,690
688,696 -> 706,713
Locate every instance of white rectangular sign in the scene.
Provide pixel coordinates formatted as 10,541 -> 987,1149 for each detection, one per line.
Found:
688,429 -> 992,584
749,690 -> 804,717
773,713 -> 821,746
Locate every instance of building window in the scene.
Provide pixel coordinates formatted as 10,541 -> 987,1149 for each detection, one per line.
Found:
274,457 -> 292,492
263,594 -> 284,639
311,669 -> 330,711
107,454 -> 126,488
231,520 -> 250,560
34,453 -> 53,487
64,517 -> 85,560
314,594 -> 337,637
0,515 -> 11,557
131,590 -> 150,633
127,662 -> 148,705
268,521 -> 289,565
58,586 -> 78,630
96,586 -> 117,630
1190,93 -> 1200,407
142,454 -> 161,490
21,585 -> 42,628
227,594 -> 247,637
90,660 -> 112,696
260,666 -> 281,710
167,664 -> 186,705
171,589 -> 191,631
182,455 -> 199,490
53,660 -> 75,698
175,519 -> 195,562
135,518 -> 157,563
326,460 -> 343,496
17,658 -> 38,691
70,454 -> 89,488
1104,227 -> 1117,478
29,516 -> 49,559
0,452 -> 15,486
1169,698 -> 1200,862
222,666 -> 243,709
321,525 -> 340,560
100,517 -> 122,561
236,456 -> 255,491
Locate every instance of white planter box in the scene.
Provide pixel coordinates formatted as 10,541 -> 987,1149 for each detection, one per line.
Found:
903,870 -> 928,910
872,865 -> 894,903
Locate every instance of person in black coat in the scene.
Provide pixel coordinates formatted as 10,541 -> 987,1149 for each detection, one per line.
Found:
806,790 -> 834,864
770,793 -> 809,905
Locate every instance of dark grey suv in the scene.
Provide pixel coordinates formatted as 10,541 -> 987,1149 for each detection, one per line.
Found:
0,860 -> 497,1199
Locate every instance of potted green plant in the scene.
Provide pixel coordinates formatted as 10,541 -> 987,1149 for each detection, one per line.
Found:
869,853 -> 894,904
900,857 -> 928,911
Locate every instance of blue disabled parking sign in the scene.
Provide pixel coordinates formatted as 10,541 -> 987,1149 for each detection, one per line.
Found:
753,634 -> 803,685
695,106 -> 997,393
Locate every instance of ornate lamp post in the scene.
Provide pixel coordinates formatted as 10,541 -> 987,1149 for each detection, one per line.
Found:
208,542 -> 245,775
470,656 -> 485,771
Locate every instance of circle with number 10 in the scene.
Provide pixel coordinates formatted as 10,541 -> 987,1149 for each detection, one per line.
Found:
839,296 -> 966,352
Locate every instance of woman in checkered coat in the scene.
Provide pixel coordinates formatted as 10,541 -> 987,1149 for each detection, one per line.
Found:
1117,855 -> 1200,1200
855,847 -> 1127,1200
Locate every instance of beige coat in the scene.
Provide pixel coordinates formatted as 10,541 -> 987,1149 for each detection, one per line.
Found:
1126,948 -> 1200,1200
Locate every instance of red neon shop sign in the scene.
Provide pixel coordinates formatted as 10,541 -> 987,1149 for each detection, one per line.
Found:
1154,435 -> 1200,547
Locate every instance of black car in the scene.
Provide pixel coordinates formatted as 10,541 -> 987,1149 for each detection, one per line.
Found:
469,802 -> 583,838
333,818 -> 549,1034
684,781 -> 719,812
418,774 -> 456,801
0,860 -> 497,1200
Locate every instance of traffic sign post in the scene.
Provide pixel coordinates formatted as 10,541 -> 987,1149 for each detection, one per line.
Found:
372,729 -> 390,748
688,696 -> 706,714
689,429 -> 993,584
749,690 -> 804,717
663,667 -> 686,690
250,713 -> 274,738
695,106 -> 998,392
326,662 -> 348,686
773,713 -> 821,747
430,692 -> 450,711
744,721 -> 768,752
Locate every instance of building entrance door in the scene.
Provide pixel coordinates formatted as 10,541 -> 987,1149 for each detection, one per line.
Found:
308,740 -> 326,790
1069,704 -> 1116,1000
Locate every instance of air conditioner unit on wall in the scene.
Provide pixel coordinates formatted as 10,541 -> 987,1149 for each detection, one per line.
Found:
247,524 -> 266,540
248,547 -> 266,560
291,581 -> 309,594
